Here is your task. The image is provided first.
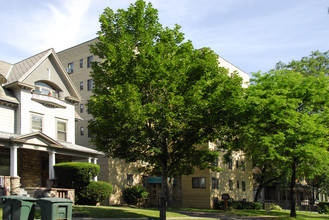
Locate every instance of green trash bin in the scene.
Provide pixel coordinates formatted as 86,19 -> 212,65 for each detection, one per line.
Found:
37,197 -> 73,220
1,195 -> 37,220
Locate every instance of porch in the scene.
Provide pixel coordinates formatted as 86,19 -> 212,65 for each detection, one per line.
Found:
0,131 -> 102,201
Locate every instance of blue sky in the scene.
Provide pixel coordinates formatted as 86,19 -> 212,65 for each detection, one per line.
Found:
1,0 -> 329,75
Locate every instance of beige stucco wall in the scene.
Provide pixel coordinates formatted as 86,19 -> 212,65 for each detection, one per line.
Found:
180,150 -> 253,209
57,39 -> 98,147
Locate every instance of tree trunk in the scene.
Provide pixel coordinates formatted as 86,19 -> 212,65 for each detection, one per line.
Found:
160,159 -> 168,220
254,184 -> 264,202
290,161 -> 297,218
167,177 -> 174,206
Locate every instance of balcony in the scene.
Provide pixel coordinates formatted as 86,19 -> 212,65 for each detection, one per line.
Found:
31,92 -> 66,108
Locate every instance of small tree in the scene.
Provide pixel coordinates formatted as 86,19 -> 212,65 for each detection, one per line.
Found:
228,52 -> 329,217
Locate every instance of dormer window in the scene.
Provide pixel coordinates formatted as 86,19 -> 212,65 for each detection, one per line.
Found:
34,82 -> 59,98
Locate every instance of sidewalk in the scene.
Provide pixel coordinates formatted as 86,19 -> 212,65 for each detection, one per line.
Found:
71,211 -> 278,220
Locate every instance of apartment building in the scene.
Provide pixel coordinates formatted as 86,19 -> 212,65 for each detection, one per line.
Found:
57,39 -> 253,208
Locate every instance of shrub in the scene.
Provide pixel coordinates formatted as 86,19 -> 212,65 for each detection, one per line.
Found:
54,162 -> 100,189
270,203 -> 282,211
54,162 -> 100,204
123,185 -> 149,205
216,200 -> 263,210
317,202 -> 329,214
78,181 -> 113,205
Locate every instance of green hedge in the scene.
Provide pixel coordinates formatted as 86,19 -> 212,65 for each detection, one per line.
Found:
214,200 -> 263,210
54,162 -> 100,189
317,202 -> 329,214
78,181 -> 113,205
123,185 -> 149,205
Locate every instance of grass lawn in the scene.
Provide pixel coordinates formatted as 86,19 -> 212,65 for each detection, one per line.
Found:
229,209 -> 329,220
73,205 -> 190,218
1,205 -> 329,219
168,207 -> 329,220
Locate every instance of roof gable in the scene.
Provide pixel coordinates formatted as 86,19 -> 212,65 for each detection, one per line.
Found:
4,49 -> 81,101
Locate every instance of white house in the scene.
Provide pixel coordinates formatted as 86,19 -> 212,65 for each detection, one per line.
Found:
0,49 -> 102,197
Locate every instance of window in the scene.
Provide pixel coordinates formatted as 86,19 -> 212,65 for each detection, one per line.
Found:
67,62 -> 74,73
192,177 -> 206,188
237,180 -> 240,189
241,161 -> 245,171
57,120 -> 67,141
80,104 -> 84,113
212,158 -> 218,167
80,126 -> 84,136
31,114 -> 43,132
80,81 -> 83,90
236,161 -> 239,169
228,158 -> 232,170
34,82 -> 58,97
229,180 -> 233,190
242,181 -> 246,191
127,174 -> 133,186
87,56 -> 93,68
211,177 -> 219,189
0,153 -> 10,176
80,59 -> 83,68
87,79 -> 93,91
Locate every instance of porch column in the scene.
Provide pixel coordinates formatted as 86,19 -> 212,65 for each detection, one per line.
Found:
49,150 -> 56,179
93,158 -> 98,181
10,145 -> 18,177
88,157 -> 92,163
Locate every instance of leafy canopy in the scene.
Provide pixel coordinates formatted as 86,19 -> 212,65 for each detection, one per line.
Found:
229,51 -> 329,217
88,0 -> 244,178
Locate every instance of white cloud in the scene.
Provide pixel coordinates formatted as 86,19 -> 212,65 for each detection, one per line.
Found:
4,0 -> 94,55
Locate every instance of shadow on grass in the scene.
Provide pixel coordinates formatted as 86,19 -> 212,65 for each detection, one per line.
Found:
73,206 -> 151,218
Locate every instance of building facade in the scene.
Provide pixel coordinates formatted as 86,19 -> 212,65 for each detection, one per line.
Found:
57,39 -> 252,208
0,49 -> 102,198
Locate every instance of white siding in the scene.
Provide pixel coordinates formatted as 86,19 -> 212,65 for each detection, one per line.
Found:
19,89 -> 76,144
0,105 -> 15,133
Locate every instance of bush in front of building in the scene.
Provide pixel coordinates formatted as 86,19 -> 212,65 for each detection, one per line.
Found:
78,181 -> 113,205
215,200 -> 263,210
54,162 -> 101,204
317,202 -> 329,214
270,203 -> 282,211
123,185 -> 149,205
54,162 -> 100,189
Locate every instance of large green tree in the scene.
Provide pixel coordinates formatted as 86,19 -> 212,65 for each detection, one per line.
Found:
87,0 -> 244,219
230,52 -> 329,217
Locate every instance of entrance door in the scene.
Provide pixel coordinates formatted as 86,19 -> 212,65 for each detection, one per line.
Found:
41,157 -> 49,187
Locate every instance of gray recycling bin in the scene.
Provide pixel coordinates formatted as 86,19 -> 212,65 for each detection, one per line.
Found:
37,197 -> 73,220
1,195 -> 37,220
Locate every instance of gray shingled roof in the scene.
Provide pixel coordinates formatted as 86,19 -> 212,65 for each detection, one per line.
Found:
6,49 -> 52,84
0,88 -> 19,105
0,61 -> 12,77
